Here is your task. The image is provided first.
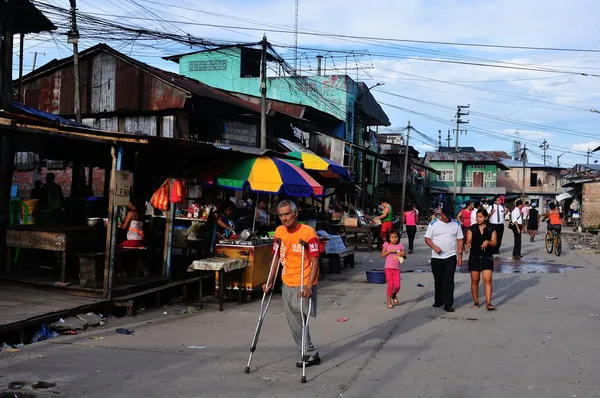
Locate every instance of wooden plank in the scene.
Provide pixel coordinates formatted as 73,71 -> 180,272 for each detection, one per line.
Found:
113,277 -> 200,302
6,228 -> 66,251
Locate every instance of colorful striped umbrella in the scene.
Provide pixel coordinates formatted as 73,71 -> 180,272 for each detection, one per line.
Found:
285,151 -> 349,179
216,156 -> 324,197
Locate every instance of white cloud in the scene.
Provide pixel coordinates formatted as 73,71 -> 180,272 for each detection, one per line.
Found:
572,141 -> 600,151
503,129 -> 553,140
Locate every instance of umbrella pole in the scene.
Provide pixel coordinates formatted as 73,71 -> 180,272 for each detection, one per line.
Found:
252,193 -> 259,233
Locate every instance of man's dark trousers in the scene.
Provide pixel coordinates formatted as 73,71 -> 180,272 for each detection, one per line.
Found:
492,223 -> 504,254
431,256 -> 457,307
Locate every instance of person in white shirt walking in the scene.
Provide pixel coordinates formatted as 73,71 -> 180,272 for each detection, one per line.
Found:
510,200 -> 525,260
470,201 -> 481,227
424,205 -> 464,312
489,197 -> 507,255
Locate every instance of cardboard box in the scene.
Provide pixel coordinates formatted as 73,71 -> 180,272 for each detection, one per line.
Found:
344,218 -> 359,227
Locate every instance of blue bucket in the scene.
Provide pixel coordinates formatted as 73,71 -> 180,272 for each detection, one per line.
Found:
365,269 -> 386,284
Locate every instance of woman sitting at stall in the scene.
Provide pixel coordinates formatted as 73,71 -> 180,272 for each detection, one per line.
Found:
116,198 -> 148,277
117,200 -> 145,249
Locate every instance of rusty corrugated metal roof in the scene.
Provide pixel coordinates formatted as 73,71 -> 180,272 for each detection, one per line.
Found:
18,44 -> 261,114
426,151 -> 502,162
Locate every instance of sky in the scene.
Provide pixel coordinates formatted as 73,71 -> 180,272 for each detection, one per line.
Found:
14,0 -> 600,167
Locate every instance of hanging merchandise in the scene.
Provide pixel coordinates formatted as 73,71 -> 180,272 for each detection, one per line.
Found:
150,179 -> 171,211
171,179 -> 187,204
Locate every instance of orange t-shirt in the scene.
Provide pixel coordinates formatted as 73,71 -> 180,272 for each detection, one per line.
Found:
549,210 -> 561,225
273,224 -> 320,287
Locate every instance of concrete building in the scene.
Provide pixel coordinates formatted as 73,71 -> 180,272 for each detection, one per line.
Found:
563,164 -> 600,230
498,159 -> 567,207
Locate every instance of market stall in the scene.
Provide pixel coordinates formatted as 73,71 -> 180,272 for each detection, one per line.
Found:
189,155 -> 324,303
5,224 -> 106,282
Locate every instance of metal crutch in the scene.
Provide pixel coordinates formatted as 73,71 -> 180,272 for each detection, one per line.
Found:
244,239 -> 282,374
299,239 -> 312,384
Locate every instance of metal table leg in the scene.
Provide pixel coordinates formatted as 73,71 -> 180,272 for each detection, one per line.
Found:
198,270 -> 204,309
238,269 -> 243,305
219,269 -> 224,311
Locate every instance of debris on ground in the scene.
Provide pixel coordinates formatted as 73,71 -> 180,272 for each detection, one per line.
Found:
545,296 -> 558,300
262,377 -> 276,381
32,325 -> 59,343
188,345 -> 206,349
116,328 -> 134,335
417,283 -> 425,287
336,317 -> 349,323
50,312 -> 104,331
89,336 -> 104,340
564,231 -> 600,254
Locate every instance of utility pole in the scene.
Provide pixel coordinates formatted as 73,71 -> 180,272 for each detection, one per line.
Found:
557,151 -> 569,167
587,148 -> 591,164
260,35 -> 268,149
540,139 -> 549,165
31,52 -> 45,71
399,121 -> 411,221
18,33 -> 24,102
68,0 -> 81,123
453,105 -> 470,207
521,146 -> 528,199
446,130 -> 451,147
437,129 -> 442,150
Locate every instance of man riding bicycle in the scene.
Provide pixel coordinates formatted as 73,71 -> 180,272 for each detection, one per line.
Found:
544,202 -> 563,234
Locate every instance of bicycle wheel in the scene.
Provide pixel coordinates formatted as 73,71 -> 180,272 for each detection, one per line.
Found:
545,232 -> 553,253
554,234 -> 562,256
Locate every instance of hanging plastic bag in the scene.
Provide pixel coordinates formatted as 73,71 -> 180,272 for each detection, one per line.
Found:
170,179 -> 187,204
150,179 -> 171,211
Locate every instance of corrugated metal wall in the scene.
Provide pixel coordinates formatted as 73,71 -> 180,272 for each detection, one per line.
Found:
22,52 -> 187,116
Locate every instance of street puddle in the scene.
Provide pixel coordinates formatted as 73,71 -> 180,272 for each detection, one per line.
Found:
458,259 -> 581,274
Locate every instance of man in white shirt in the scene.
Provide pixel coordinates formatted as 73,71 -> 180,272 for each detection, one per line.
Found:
511,200 -> 525,260
482,199 -> 492,213
424,206 -> 464,312
489,197 -> 507,255
470,200 -> 481,226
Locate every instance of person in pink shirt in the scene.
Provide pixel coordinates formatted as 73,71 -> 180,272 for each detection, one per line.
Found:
457,201 -> 473,252
381,230 -> 406,309
403,203 -> 419,253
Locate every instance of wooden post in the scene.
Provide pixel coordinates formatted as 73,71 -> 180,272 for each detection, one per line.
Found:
162,179 -> 174,280
102,146 -> 122,299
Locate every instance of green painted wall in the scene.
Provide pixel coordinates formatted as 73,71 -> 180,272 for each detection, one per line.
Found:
428,162 -> 498,188
176,48 -> 358,141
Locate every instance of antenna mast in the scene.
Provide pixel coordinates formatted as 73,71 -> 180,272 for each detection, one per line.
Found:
294,0 -> 299,73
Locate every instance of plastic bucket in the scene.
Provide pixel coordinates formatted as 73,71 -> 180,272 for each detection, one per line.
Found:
21,199 -> 39,225
365,269 -> 386,284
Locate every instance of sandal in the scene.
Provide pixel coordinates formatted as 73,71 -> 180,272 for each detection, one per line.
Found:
472,302 -> 480,309
386,304 -> 394,309
393,298 -> 400,306
486,304 -> 496,311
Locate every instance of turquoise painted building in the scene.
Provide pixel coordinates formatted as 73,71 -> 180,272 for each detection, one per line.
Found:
165,46 -> 389,146
166,46 -> 391,205
425,149 -> 509,212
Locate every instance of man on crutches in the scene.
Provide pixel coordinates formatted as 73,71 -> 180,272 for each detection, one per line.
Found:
262,200 -> 321,373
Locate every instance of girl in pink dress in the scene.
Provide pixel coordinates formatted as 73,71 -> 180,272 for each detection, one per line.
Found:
381,230 -> 406,309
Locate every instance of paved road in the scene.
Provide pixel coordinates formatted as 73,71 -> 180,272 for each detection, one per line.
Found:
1,224 -> 599,397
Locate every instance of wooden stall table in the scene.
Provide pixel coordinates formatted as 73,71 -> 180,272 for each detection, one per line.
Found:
187,256 -> 249,311
214,240 -> 274,296
343,225 -> 381,252
5,225 -> 106,282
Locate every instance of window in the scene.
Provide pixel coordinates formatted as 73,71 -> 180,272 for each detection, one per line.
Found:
437,170 -> 454,182
188,59 -> 227,72
485,180 -> 491,187
465,171 -> 470,179
530,172 -> 538,187
487,171 -> 492,179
